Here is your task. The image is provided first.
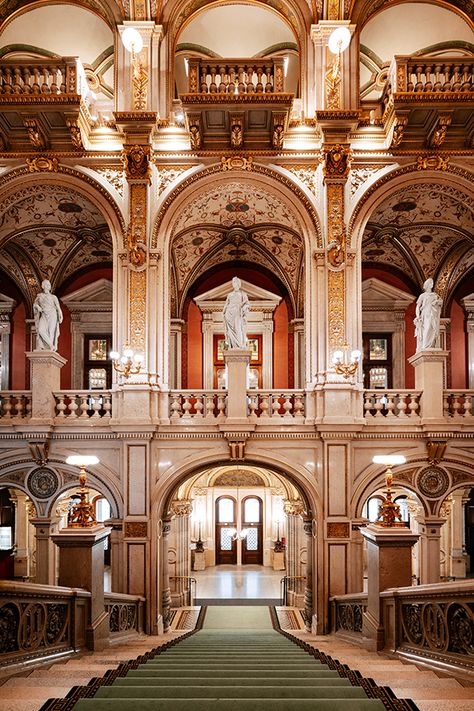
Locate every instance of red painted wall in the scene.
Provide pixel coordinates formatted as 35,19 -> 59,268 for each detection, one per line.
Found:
11,302 -> 27,390
450,298 -> 467,389
186,300 -> 203,389
273,300 -> 289,388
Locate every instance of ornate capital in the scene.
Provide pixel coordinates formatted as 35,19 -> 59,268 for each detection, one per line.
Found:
123,144 -> 151,182
323,143 -> 351,180
170,499 -> 193,517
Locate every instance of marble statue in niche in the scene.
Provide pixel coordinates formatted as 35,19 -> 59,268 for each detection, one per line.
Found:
33,279 -> 63,351
223,277 -> 250,349
414,278 -> 442,351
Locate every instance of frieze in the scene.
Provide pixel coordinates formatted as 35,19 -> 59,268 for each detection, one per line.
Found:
124,521 -> 148,538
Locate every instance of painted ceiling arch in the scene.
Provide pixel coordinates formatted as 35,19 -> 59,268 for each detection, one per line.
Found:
348,0 -> 474,27
0,183 -> 112,308
362,182 -> 474,306
0,0 -> 124,30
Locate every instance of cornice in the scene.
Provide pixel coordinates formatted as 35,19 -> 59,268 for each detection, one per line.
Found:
180,93 -> 294,105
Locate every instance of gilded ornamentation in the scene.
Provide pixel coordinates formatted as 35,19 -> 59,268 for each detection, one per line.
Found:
221,155 -> 253,171
230,115 -> 244,149
123,144 -> 151,182
128,183 -> 147,267
396,65 -> 407,92
214,471 -> 264,487
416,467 -> 450,499
23,118 -> 47,150
327,522 -> 350,538
327,182 -> 346,268
130,269 -> 146,351
429,114 -> 452,148
328,0 -> 341,19
328,269 -> 345,348
132,50 -> 148,111
325,49 -> 342,110
439,496 -> 452,519
94,167 -> 125,196
170,499 -> 193,517
349,167 -> 380,196
417,155 -> 449,171
157,166 -> 193,195
26,157 -> 59,173
288,165 -> 318,195
323,144 -> 351,179
0,129 -> 8,151
390,116 -> 408,148
427,440 -> 447,465
188,115 -> 202,150
272,115 -> 286,150
283,499 -> 305,516
65,119 -> 83,150
124,521 -> 148,538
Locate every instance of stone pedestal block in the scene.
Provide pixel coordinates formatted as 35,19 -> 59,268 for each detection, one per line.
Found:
52,525 -> 111,650
273,550 -> 285,571
223,348 -> 251,424
360,524 -> 419,651
26,351 -> 67,424
192,550 -> 206,571
408,349 -> 448,422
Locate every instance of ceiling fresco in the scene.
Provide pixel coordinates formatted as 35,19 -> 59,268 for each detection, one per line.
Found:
0,185 -> 111,308
362,183 -> 474,295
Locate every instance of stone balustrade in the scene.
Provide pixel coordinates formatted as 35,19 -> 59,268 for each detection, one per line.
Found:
363,390 -> 421,420
387,55 -> 474,96
169,391 -> 227,421
186,57 -> 285,95
0,57 -> 86,97
443,390 -> 474,418
0,391 -> 32,420
54,391 -> 112,421
248,390 -> 305,421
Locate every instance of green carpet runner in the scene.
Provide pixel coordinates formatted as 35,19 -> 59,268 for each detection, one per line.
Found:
40,607 -> 418,711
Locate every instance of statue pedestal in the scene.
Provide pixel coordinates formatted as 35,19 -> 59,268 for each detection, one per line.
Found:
223,349 -> 252,424
273,550 -> 285,571
360,524 -> 418,651
192,550 -> 206,571
52,525 -> 111,650
408,349 -> 448,422
27,351 -> 66,424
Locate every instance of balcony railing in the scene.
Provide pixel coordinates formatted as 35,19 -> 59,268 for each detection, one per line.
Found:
0,391 -> 32,420
363,390 -> 421,420
169,391 -> 227,421
54,390 -> 112,421
248,391 -> 305,421
0,57 -> 87,98
443,390 -> 474,418
186,57 -> 286,95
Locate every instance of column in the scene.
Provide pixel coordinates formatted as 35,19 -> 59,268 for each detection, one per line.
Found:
105,519 -> 125,592
52,525 -> 111,650
310,21 -> 355,111
303,517 -> 315,633
408,350 -> 449,422
30,518 -> 55,585
161,517 -> 172,632
12,492 -> 30,578
360,524 -> 419,651
26,351 -> 67,424
449,490 -> 467,578
290,318 -> 305,388
170,500 -> 193,606
461,294 -> 474,388
417,516 -> 445,584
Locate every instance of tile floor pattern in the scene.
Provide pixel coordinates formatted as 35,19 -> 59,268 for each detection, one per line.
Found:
193,564 -> 283,600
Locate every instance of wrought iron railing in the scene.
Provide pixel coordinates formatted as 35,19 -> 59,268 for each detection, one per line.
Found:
331,593 -> 368,636
104,592 -> 144,636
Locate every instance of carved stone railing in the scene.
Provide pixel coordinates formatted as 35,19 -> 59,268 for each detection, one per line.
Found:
54,391 -> 112,422
187,57 -> 286,95
0,57 -> 87,98
104,592 -> 144,638
0,391 -> 32,420
382,580 -> 474,675
248,391 -> 305,421
169,391 -> 227,421
330,593 -> 367,638
363,390 -> 421,420
443,390 -> 474,418
382,55 -> 474,110
0,580 -> 90,666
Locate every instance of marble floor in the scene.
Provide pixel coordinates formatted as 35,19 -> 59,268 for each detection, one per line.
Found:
193,564 -> 283,601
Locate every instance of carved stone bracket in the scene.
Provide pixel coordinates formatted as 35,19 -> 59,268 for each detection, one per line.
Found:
416,154 -> 449,171
65,118 -> 84,150
272,113 -> 286,150
228,439 -> 246,460
323,143 -> 351,180
170,499 -> 193,517
429,113 -> 452,149
187,114 -> 202,150
28,441 -> 50,466
123,144 -> 151,183
26,156 -> 59,173
221,155 -> 253,171
390,116 -> 408,149
230,114 -> 244,149
23,118 -> 48,150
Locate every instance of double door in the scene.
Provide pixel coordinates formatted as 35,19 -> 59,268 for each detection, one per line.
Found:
215,495 -> 263,565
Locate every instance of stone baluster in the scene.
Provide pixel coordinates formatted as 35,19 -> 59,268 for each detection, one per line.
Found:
271,395 -> 280,418
79,394 -> 89,418
464,394 -> 472,416
91,396 -> 101,418
408,394 -> 419,417
259,394 -> 270,418
283,394 -> 293,418
364,393 -> 373,419
217,394 -> 226,420
396,396 -> 408,417
56,393 -> 66,418
194,394 -> 204,418
248,394 -> 258,420
205,393 -> 215,420
3,397 -> 12,418
182,394 -> 192,420
15,395 -> 24,419
293,393 -> 304,419
373,395 -> 383,417
170,393 -> 181,420
452,395 -> 461,418
103,393 -> 112,418
67,394 -> 79,418
385,394 -> 395,417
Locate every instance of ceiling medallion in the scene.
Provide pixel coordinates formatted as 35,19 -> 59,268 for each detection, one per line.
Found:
416,466 -> 449,499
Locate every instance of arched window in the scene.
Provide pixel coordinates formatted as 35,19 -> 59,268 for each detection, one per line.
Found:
366,496 -> 384,522
394,495 -> 410,525
215,496 -> 237,564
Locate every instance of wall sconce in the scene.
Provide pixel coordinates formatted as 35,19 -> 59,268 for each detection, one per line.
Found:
65,455 -> 99,528
332,344 -> 361,379
326,26 -> 351,110
109,346 -> 143,379
372,454 -> 406,528
121,27 -> 147,111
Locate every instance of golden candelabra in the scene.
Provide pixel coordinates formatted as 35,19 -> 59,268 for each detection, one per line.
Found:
373,455 -> 407,528
109,346 -> 143,379
332,344 -> 361,379
65,456 -> 99,528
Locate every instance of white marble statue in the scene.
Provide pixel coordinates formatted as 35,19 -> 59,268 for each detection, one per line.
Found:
414,277 -> 442,352
223,277 -> 250,349
33,279 -> 63,351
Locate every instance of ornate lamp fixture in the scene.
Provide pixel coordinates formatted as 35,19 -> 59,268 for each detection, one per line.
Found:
65,455 -> 99,528
109,345 -> 143,379
372,454 -> 406,528
121,27 -> 147,111
326,26 -> 352,110
332,344 -> 361,378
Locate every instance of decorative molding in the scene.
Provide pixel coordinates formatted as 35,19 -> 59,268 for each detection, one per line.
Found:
130,270 -> 146,351
156,165 -> 193,195
124,521 -> 148,538
123,144 -> 151,183
93,167 -> 125,196
327,521 -> 350,538
221,155 -> 253,171
416,466 -> 450,499
170,499 -> 193,517
26,157 -> 59,173
26,467 -> 59,499
214,471 -> 265,487
417,155 -> 450,171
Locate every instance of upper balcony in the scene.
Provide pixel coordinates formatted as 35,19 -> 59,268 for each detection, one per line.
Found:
0,57 -> 95,152
179,57 -> 294,151
378,55 -> 474,150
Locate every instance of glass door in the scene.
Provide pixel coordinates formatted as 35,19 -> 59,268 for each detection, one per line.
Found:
215,496 -> 237,564
241,496 -> 263,565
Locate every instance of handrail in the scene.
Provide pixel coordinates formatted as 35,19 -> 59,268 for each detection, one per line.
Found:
170,575 -> 197,606
280,575 -> 306,606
